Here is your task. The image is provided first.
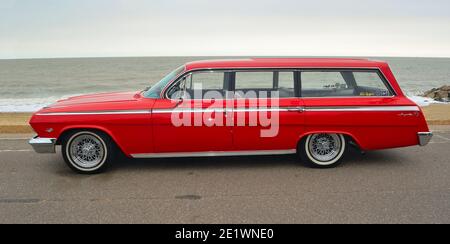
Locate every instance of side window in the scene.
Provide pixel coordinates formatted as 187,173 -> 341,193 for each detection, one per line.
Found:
278,72 -> 295,89
301,71 -> 353,97
167,71 -> 226,99
235,72 -> 273,89
234,71 -> 295,98
300,70 -> 393,97
188,72 -> 224,90
353,71 -> 393,96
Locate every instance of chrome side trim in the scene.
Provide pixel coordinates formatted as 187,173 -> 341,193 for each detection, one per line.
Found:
300,95 -> 395,99
36,110 -> 152,116
36,106 -> 419,116
152,107 -> 304,114
418,132 -> 433,146
152,108 -> 228,114
234,107 -> 305,112
305,106 -> 420,112
29,136 -> 56,153
152,106 -> 418,114
131,149 -> 297,158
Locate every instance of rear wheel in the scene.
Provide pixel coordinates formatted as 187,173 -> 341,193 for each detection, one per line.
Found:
62,131 -> 114,174
299,133 -> 346,168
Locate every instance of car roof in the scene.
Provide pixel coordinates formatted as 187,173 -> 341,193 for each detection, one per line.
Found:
185,58 -> 388,71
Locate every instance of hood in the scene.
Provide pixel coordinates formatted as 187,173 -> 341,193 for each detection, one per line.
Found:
50,91 -> 140,107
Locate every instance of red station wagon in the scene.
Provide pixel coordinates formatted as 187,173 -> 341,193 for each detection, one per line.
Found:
29,58 -> 433,174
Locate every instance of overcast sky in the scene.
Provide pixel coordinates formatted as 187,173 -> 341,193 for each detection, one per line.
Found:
1,0 -> 450,59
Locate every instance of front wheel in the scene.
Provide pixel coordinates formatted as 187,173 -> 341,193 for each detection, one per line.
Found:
299,133 -> 346,168
62,131 -> 114,174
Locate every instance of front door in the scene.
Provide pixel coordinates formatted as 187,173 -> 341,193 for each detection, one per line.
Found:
152,70 -> 233,153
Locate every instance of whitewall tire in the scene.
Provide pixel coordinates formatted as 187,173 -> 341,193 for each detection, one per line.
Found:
299,133 -> 346,168
62,131 -> 114,174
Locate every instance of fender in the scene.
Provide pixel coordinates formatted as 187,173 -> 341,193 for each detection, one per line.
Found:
58,125 -> 130,157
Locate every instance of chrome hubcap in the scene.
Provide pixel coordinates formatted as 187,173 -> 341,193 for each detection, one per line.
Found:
308,134 -> 341,162
69,134 -> 105,168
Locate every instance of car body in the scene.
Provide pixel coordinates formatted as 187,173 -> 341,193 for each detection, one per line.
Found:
29,58 -> 433,173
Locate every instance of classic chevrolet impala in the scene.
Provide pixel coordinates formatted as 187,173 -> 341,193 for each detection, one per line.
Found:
29,58 -> 433,174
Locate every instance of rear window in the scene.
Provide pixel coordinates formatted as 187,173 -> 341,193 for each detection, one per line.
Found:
301,70 -> 393,97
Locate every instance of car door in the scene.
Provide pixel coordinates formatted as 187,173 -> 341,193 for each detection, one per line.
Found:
231,70 -> 306,151
151,70 -> 233,153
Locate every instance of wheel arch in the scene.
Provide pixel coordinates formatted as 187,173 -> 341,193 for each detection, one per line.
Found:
56,125 -> 128,156
297,130 -> 364,151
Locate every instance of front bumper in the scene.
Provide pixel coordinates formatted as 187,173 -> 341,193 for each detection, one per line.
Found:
29,136 -> 57,153
418,132 -> 433,146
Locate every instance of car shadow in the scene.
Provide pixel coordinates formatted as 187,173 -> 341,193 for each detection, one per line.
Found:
109,147 -> 404,172
111,154 -> 301,172
344,147 -> 407,167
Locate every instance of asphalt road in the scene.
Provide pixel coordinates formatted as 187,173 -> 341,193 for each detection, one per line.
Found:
1,131 -> 450,224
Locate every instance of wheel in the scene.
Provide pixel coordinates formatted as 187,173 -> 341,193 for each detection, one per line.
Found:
299,133 -> 346,168
62,131 -> 114,174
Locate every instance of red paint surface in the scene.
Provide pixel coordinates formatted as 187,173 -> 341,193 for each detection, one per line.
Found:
30,59 -> 430,156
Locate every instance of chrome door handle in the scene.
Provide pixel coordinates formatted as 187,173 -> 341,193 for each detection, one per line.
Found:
287,107 -> 305,113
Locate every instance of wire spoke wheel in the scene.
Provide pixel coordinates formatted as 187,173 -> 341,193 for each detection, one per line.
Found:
65,132 -> 108,172
302,133 -> 346,167
309,134 -> 341,162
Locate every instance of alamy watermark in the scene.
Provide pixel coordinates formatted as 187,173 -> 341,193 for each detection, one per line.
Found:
170,83 -> 281,138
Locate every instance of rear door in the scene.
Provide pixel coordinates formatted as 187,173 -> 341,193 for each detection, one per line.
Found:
231,70 -> 305,151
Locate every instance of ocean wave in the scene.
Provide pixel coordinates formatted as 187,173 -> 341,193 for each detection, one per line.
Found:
0,95 -> 83,112
407,96 -> 447,107
0,98 -> 57,112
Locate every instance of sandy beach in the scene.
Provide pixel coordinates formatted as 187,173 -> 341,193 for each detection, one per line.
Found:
421,104 -> 450,125
1,104 -> 449,134
0,113 -> 34,134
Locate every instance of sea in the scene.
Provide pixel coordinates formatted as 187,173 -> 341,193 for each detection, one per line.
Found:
0,57 -> 449,112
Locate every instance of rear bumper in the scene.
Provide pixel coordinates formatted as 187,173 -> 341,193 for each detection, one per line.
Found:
418,132 -> 433,146
29,136 -> 56,153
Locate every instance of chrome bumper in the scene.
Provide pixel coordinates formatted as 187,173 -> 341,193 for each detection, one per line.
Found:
418,132 -> 433,146
29,136 -> 57,153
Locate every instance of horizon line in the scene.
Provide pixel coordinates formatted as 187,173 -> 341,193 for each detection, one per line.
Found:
1,55 -> 450,61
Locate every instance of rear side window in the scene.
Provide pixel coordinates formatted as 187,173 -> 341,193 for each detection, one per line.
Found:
301,70 -> 393,97
301,71 -> 353,97
353,72 -> 392,96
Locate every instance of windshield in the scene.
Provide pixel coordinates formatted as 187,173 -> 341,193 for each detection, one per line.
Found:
143,65 -> 185,98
